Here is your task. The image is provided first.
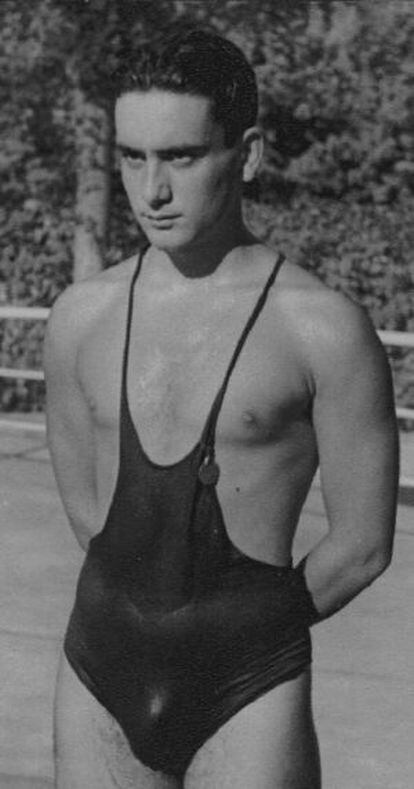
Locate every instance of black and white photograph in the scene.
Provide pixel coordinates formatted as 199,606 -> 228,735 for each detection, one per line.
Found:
0,2 -> 412,787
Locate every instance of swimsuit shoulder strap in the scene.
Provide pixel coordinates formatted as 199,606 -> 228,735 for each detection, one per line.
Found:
200,251 -> 285,458
121,244 -> 149,406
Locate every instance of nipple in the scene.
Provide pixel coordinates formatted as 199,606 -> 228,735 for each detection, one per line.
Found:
242,410 -> 258,429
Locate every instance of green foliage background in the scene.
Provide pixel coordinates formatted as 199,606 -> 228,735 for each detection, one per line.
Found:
0,0 -> 413,415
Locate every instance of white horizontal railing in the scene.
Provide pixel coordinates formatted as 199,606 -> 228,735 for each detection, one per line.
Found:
0,366 -> 44,380
0,306 -> 413,485
378,331 -> 414,423
378,330 -> 414,349
0,305 -> 50,383
0,305 -> 50,321
0,305 -> 50,432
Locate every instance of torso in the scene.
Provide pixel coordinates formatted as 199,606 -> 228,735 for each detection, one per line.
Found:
75,245 -> 321,564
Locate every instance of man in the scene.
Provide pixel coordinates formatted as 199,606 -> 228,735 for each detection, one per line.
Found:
44,27 -> 398,789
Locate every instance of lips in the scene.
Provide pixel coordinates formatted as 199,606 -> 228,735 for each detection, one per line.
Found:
145,214 -> 180,222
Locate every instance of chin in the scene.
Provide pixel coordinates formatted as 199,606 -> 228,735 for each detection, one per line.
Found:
146,235 -> 186,253
144,227 -> 202,253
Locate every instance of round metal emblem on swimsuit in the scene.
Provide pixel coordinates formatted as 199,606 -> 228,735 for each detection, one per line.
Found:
198,458 -> 220,485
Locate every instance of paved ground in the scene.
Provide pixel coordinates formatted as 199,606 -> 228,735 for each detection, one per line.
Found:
0,424 -> 413,788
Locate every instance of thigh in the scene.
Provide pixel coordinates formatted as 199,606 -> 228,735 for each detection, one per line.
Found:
54,652 -> 180,789
185,670 -> 321,789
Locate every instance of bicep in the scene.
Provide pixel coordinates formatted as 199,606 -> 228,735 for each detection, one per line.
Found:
312,312 -> 399,557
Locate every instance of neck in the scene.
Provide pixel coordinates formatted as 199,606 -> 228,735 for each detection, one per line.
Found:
149,218 -> 256,281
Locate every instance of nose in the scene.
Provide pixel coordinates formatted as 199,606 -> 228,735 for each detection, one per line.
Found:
143,161 -> 172,208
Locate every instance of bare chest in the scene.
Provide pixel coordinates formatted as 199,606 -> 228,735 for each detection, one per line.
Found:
78,288 -> 311,463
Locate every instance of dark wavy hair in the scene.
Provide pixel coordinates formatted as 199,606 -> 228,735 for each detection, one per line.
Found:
112,26 -> 258,147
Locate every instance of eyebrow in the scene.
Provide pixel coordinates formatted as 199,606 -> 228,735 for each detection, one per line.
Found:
116,143 -> 209,157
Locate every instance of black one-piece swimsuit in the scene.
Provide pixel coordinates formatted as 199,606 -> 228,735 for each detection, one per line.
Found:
64,246 -> 317,779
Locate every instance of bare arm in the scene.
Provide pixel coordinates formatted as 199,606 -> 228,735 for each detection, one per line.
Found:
44,289 -> 98,551
302,298 -> 399,619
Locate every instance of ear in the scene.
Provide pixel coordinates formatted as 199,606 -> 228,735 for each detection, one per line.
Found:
241,127 -> 263,183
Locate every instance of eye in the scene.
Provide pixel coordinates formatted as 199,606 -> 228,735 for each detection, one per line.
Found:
119,149 -> 145,168
163,151 -> 195,165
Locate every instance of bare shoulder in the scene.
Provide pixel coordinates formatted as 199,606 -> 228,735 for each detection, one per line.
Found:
47,257 -> 136,334
44,257 -> 136,365
267,253 -> 388,384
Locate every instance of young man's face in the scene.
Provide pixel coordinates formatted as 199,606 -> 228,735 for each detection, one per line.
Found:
115,90 -> 245,253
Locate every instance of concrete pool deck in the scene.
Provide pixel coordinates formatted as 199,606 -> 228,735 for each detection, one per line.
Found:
0,425 -> 413,788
